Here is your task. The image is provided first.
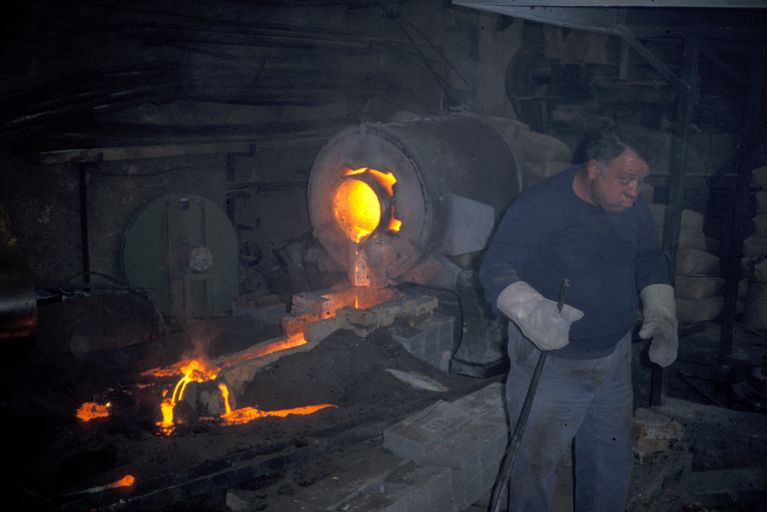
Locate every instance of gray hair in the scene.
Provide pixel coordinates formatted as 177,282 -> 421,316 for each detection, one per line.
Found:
586,123 -> 653,170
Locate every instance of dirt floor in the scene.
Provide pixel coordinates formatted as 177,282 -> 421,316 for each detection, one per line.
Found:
4,294 -> 767,511
2,297 -> 485,511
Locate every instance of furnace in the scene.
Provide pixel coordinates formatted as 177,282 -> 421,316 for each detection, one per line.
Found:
308,113 -> 534,375
308,114 -> 525,291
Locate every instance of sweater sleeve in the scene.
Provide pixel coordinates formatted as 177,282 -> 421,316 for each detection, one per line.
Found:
634,198 -> 672,291
478,193 -> 547,316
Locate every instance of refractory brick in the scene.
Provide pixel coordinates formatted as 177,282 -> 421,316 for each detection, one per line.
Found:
383,400 -> 473,462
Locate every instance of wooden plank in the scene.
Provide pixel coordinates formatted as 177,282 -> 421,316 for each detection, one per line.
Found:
38,142 -> 253,164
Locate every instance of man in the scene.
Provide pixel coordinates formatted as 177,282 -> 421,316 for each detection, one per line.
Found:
479,124 -> 678,512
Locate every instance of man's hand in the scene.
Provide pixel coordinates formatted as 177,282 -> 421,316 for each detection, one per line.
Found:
639,284 -> 678,367
497,281 -> 583,351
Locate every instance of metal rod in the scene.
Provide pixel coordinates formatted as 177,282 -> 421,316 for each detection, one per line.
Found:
78,164 -> 91,284
489,278 -> 570,512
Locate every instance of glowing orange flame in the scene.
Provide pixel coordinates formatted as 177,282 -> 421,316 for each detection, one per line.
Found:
76,402 -> 111,422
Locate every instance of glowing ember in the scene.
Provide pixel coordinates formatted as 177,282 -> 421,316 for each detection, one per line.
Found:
387,214 -> 402,233
64,473 -> 137,497
111,474 -> 136,489
76,402 -> 111,422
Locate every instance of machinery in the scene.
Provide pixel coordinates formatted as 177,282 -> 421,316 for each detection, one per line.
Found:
307,114 -> 528,375
122,193 -> 238,318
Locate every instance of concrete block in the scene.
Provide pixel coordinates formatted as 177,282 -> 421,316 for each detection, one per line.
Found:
423,419 -> 508,509
232,293 -> 287,324
390,314 -> 455,372
304,316 -> 344,343
391,326 -> 426,360
294,448 -> 402,510
451,382 -> 506,423
337,461 -> 458,512
482,457 -> 503,491
383,400 -> 473,462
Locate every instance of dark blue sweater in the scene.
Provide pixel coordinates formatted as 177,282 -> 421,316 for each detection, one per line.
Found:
479,165 -> 670,359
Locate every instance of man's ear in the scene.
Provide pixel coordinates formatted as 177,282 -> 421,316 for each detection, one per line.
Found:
586,159 -> 601,179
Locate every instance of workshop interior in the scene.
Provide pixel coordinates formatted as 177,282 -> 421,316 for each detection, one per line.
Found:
1,1 -> 766,510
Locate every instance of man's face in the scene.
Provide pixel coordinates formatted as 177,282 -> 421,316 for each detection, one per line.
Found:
587,148 -> 650,213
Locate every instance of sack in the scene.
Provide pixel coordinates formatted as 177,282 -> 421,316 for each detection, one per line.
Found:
524,160 -> 570,180
675,275 -> 724,300
743,236 -> 767,258
752,164 -> 767,190
676,248 -> 720,275
756,191 -> 767,214
754,214 -> 767,236
743,281 -> 767,331
676,296 -> 722,323
515,129 -> 572,163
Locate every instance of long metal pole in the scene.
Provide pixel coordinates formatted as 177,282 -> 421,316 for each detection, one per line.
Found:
489,278 -> 570,512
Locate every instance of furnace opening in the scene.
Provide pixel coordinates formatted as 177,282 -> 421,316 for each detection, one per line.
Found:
332,167 -> 402,243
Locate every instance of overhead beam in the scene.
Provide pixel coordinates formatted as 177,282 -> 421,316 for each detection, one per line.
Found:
37,142 -> 252,164
454,0 -> 766,7
452,2 -> 767,40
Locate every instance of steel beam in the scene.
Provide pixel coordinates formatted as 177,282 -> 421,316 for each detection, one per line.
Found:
454,1 -> 766,6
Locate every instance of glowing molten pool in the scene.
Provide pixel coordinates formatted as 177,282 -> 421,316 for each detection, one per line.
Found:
76,402 -> 111,422
332,167 -> 402,243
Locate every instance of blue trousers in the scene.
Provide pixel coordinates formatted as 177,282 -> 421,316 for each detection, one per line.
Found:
505,325 -> 633,512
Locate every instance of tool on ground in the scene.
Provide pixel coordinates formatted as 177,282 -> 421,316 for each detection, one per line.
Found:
488,278 -> 570,512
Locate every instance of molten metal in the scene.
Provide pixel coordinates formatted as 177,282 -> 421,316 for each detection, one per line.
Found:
332,179 -> 381,243
219,381 -> 336,425
111,474 -> 136,489
215,332 -> 307,369
332,167 -> 402,243
76,402 -> 111,422
157,358 -> 222,436
152,332 -> 338,434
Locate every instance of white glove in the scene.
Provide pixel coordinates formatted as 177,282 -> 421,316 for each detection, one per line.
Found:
639,284 -> 678,367
497,281 -> 584,351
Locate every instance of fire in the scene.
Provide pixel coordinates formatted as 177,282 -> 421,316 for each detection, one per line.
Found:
218,382 -> 336,425
333,167 -> 402,243
76,401 -> 111,422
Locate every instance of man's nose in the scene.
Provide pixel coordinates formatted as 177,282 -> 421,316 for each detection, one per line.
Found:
625,181 -> 639,198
